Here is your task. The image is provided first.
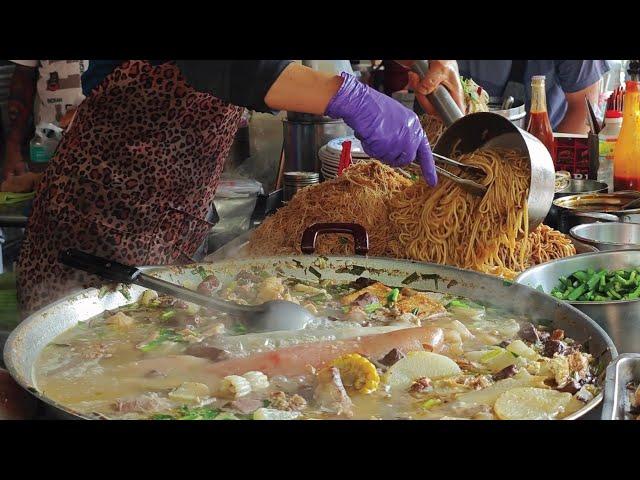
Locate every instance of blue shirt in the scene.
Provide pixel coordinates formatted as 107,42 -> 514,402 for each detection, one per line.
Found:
456,60 -> 611,129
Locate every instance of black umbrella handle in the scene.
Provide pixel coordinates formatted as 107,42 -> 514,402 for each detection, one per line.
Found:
59,249 -> 141,284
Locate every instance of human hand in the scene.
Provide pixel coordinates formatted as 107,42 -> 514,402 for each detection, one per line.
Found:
407,60 -> 466,117
325,72 -> 436,186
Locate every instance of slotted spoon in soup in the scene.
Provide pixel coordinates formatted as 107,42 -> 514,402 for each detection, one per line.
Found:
59,249 -> 315,333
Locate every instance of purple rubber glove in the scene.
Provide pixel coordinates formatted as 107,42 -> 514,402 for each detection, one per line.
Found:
325,72 -> 437,187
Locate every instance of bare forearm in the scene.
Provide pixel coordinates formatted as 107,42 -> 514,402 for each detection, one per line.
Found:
5,65 -> 36,148
263,63 -> 343,115
556,81 -> 601,134
556,111 -> 589,134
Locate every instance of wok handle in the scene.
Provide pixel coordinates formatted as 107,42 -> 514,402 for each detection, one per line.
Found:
301,223 -> 369,256
59,249 -> 141,284
410,60 -> 464,127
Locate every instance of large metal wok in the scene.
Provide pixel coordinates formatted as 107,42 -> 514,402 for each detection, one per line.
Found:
3,224 -> 617,420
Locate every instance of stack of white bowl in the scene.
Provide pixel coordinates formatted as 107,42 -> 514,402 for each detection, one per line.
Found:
319,136 -> 372,180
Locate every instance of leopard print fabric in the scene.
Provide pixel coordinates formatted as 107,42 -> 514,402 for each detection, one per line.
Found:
17,60 -> 242,316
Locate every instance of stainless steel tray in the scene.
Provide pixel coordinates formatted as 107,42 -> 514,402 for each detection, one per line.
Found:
602,353 -> 640,420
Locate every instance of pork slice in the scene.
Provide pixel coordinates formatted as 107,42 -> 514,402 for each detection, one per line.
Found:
227,397 -> 264,415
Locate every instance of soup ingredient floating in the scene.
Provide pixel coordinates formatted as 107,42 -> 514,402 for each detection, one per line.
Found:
550,267 -> 640,301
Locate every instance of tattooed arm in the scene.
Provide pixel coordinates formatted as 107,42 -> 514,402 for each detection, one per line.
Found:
3,64 -> 37,180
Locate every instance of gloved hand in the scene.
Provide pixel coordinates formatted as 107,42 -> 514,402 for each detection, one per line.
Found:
325,72 -> 437,186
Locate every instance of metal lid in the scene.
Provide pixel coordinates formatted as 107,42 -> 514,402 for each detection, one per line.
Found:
283,171 -> 320,186
285,111 -> 338,123
284,171 -> 319,179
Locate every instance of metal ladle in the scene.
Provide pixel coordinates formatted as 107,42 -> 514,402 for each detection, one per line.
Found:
403,60 -> 556,231
621,197 -> 640,211
59,249 -> 316,333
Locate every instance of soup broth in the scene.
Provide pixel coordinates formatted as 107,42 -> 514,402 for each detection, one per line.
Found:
34,268 -> 600,420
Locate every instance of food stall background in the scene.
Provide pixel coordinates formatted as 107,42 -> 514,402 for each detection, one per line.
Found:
0,59 -> 631,273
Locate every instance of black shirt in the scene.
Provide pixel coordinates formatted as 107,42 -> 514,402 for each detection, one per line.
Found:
82,60 -> 293,113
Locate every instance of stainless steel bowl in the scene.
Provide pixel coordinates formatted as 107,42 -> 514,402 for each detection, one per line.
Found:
555,179 -> 609,196
551,191 -> 640,233
5,254 -> 617,420
488,97 -> 526,128
570,223 -> 640,251
516,250 -> 640,353
546,180 -> 609,230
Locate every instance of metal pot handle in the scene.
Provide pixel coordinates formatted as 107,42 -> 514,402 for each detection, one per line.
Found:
301,223 -> 369,256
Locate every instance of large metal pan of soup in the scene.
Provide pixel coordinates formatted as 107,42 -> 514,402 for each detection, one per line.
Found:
4,253 -> 616,420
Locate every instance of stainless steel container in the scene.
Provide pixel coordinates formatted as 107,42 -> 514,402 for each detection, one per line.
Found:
488,96 -> 526,128
283,171 -> 319,202
282,116 -> 353,174
435,111 -> 555,231
545,180 -> 610,230
553,191 -> 640,224
516,250 -> 640,353
602,353 -> 640,420
5,251 -> 617,420
570,223 -> 640,251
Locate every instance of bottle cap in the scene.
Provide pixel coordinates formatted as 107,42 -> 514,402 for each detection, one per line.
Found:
531,75 -> 546,86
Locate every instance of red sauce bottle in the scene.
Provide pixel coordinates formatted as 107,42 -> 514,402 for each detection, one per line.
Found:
527,75 -> 556,161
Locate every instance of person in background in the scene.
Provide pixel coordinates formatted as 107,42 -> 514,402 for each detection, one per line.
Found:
450,60 -> 611,134
15,60 -> 458,316
2,60 -> 88,181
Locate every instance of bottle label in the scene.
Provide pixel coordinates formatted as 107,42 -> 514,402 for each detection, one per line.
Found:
30,144 -> 52,164
599,139 -> 617,160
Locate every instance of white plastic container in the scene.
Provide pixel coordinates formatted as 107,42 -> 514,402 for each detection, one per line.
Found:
598,110 -> 623,193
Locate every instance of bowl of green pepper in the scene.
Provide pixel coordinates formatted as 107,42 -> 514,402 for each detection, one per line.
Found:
516,250 -> 640,354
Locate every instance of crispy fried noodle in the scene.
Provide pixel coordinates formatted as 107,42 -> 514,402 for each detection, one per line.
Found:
246,162 -> 412,257
247,149 -> 575,279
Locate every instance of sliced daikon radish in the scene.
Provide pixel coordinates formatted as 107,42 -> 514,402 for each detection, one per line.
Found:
456,371 -> 548,406
494,387 -> 573,420
384,351 -> 461,390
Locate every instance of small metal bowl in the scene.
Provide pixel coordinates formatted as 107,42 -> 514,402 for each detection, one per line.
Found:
545,180 -> 609,230
516,249 -> 640,353
555,179 -> 609,196
570,223 -> 640,251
